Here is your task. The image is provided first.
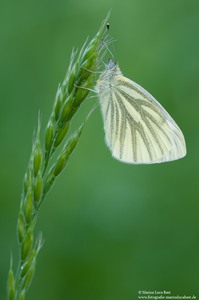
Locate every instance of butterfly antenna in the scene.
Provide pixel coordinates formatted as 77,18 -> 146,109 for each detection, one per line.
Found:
97,23 -> 116,68
101,23 -> 115,60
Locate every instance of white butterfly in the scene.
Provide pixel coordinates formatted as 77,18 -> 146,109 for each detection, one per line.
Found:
95,59 -> 186,164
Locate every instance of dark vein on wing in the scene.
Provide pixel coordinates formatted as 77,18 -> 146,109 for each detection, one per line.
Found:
131,126 -> 137,162
117,80 -> 150,101
118,88 -> 173,156
114,91 -> 153,160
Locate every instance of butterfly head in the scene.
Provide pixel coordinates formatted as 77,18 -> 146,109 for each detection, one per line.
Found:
106,59 -> 117,70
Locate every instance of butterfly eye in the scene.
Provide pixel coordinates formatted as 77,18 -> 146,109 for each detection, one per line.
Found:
106,59 -> 116,69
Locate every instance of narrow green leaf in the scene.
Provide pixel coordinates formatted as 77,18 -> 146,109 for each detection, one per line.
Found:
45,117 -> 55,154
17,211 -> 25,244
21,249 -> 36,278
21,228 -> 33,261
33,172 -> 43,206
18,290 -> 25,300
23,190 -> 33,225
33,147 -> 42,178
59,94 -> 74,125
54,122 -> 70,148
7,264 -> 15,300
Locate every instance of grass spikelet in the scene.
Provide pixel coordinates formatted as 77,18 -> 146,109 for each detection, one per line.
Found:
7,259 -> 15,300
7,13 -> 111,300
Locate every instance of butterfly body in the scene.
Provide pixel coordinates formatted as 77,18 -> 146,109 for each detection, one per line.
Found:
95,60 -> 186,164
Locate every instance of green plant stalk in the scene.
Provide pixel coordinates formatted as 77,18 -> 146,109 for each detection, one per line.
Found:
7,13 -> 110,300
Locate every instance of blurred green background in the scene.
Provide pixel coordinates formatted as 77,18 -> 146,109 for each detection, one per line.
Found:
1,0 -> 199,299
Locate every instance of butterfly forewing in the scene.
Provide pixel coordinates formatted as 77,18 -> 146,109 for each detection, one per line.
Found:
96,61 -> 186,164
